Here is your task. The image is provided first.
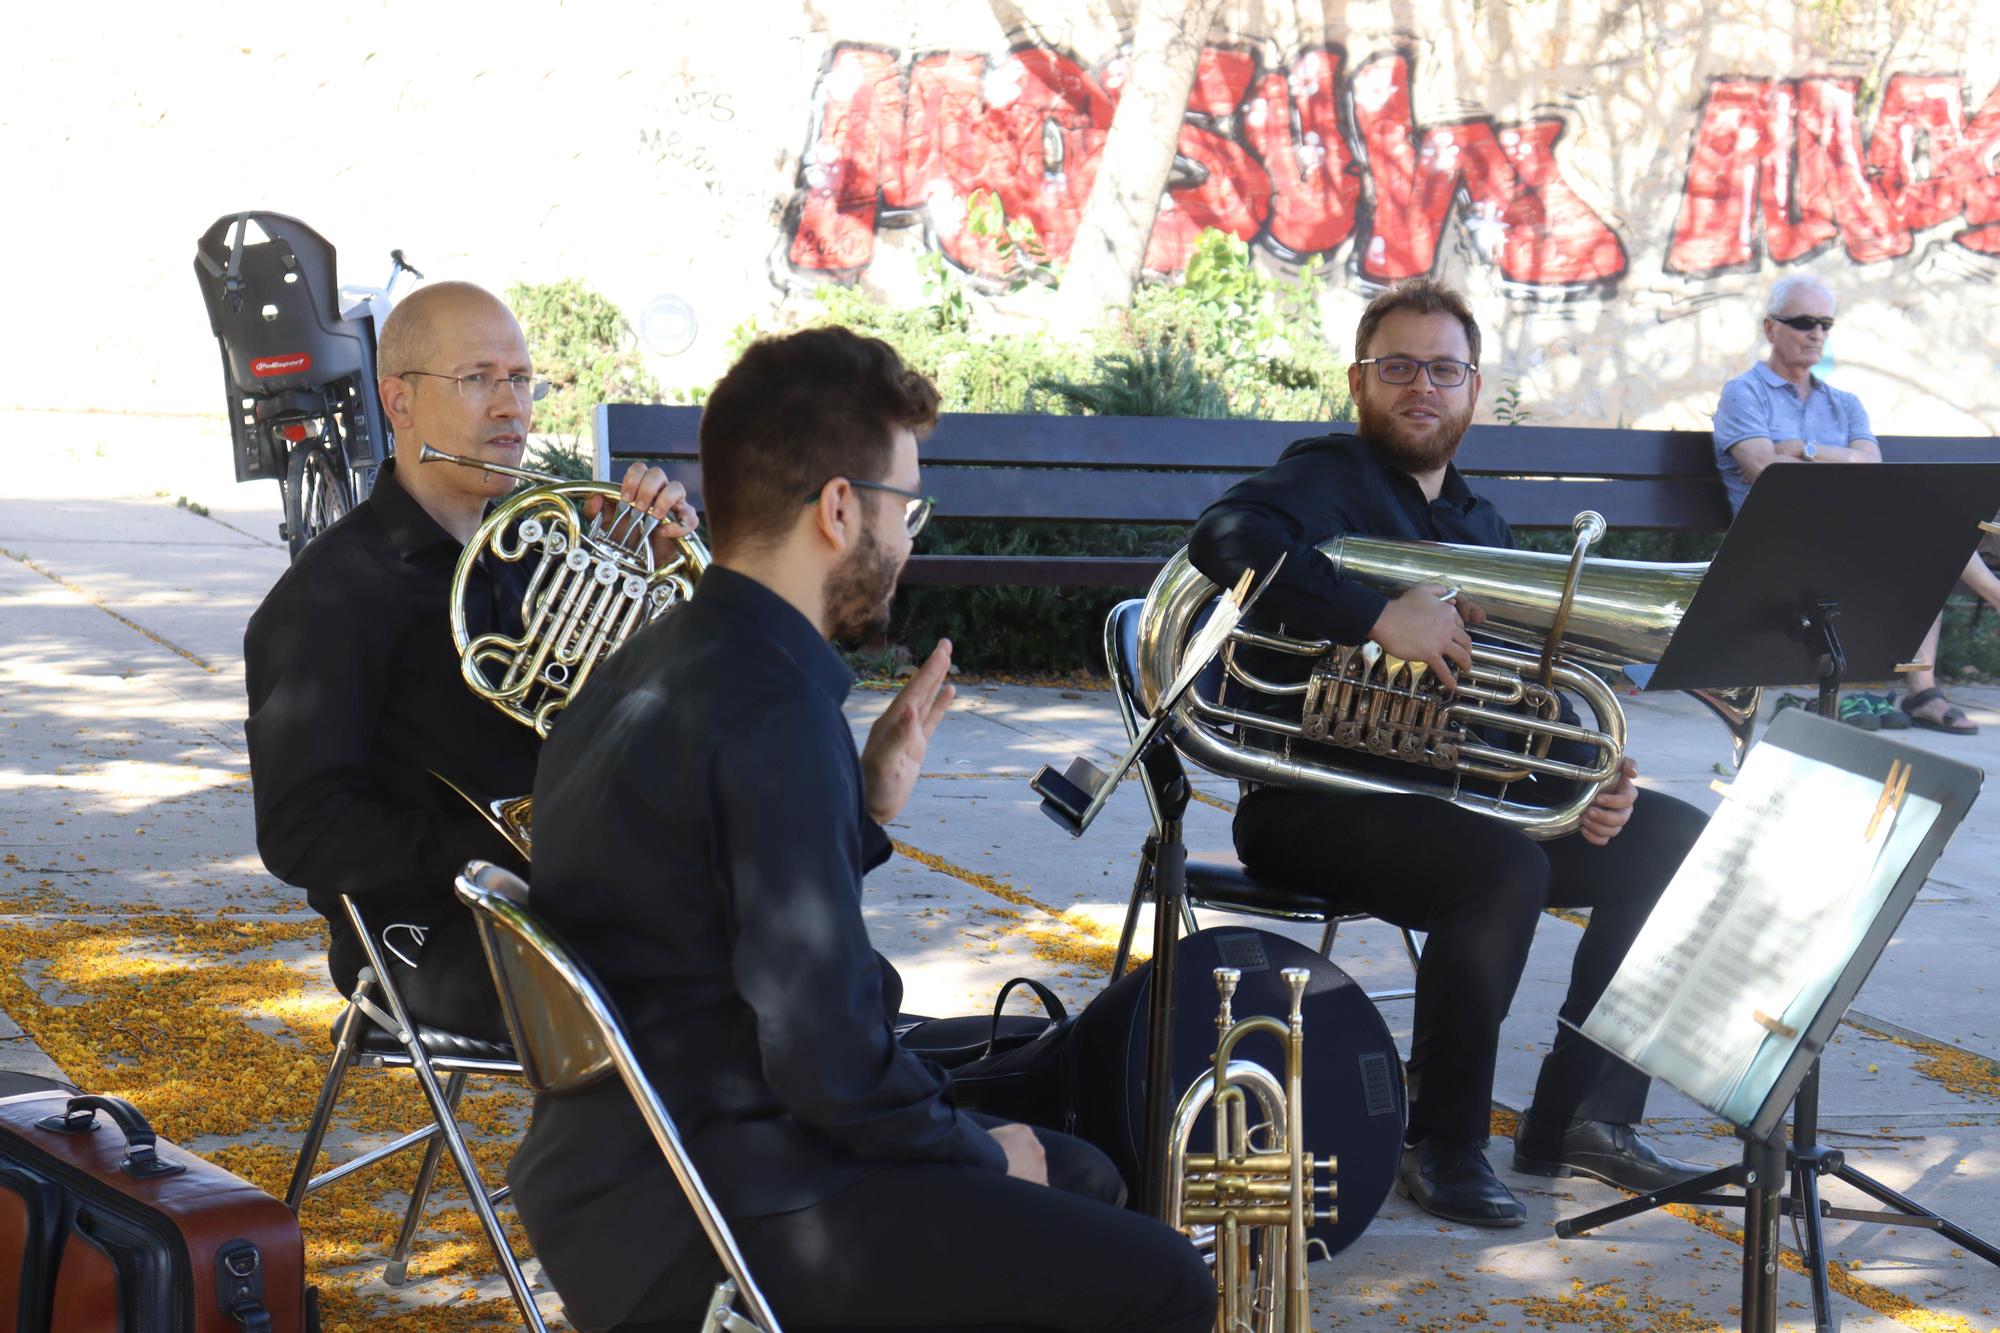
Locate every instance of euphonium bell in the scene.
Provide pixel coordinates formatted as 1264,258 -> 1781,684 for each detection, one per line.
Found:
1169,966 -> 1332,1333
421,444 -> 711,857
1135,513 -> 1760,840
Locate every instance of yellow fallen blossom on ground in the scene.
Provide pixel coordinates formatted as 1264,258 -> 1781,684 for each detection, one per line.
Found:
0,887 -> 542,1329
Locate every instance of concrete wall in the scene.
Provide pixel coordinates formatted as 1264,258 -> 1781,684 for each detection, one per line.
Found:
10,0 -> 2000,433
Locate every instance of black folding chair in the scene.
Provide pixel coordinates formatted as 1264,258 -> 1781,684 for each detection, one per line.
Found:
285,897 -> 547,1331
1102,597 -> 1422,997
456,862 -> 781,1333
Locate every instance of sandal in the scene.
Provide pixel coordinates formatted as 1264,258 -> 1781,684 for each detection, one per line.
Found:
1900,686 -> 1979,735
1835,694 -> 1881,730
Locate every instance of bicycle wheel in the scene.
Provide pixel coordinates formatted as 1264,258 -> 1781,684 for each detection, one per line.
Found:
283,440 -> 354,559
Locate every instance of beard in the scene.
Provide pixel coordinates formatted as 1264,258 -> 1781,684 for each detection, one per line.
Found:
824,518 -> 903,645
1357,394 -> 1476,474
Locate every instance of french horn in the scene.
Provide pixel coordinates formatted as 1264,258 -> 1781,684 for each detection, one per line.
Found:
1135,512 -> 1760,840
423,444 -> 710,857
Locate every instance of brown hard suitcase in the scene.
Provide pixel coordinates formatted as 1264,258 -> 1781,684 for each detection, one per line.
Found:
0,1088 -> 312,1333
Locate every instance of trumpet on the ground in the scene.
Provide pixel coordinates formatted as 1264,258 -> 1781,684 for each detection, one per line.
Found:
1169,966 -> 1332,1333
1134,512 -> 1761,840
421,444 -> 710,857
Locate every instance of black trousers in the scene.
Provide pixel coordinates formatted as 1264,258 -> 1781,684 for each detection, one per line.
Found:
615,1116 -> 1215,1333
1235,785 -> 1708,1144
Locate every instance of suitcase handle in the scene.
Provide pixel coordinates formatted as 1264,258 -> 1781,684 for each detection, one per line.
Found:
34,1095 -> 189,1180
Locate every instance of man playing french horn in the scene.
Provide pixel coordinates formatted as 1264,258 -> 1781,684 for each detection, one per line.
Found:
1189,278 -> 1712,1227
244,281 -> 694,1041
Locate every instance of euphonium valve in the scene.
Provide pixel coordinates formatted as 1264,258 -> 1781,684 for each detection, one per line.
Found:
1170,967 -> 1334,1333
1134,512 -> 1761,840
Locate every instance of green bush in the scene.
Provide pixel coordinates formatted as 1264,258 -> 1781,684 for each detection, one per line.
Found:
509,279 -> 660,451
1030,344 -> 1234,419
710,232 -> 1353,672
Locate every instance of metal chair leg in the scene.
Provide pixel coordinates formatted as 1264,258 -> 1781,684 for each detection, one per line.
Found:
383,1070 -> 466,1286
1401,926 -> 1424,972
401,1044 -> 547,1332
1318,918 -> 1340,958
286,982 -> 371,1212
1110,845 -> 1155,980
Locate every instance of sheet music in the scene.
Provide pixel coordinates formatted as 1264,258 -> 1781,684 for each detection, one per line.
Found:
1582,741 -> 1939,1126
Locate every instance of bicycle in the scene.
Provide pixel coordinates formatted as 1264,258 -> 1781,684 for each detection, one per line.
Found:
194,213 -> 421,558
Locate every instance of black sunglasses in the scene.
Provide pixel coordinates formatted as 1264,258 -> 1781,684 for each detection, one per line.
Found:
1772,315 -> 1835,332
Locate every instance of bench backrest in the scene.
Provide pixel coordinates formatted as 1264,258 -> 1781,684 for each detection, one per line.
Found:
599,403 -> 2000,534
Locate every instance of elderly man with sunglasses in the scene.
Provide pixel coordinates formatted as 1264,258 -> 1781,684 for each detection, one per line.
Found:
1715,274 -> 1996,733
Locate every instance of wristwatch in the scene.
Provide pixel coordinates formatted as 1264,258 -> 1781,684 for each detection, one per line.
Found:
1801,441 -> 1818,461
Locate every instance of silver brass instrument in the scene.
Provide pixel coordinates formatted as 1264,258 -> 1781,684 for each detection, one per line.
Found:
1169,967 -> 1332,1333
1136,512 -> 1760,840
422,443 -> 711,857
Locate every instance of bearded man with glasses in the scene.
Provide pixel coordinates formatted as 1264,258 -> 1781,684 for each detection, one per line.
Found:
1189,277 -> 1714,1229
1714,273 -> 1997,734
245,280 -> 694,1040
512,326 -> 1213,1332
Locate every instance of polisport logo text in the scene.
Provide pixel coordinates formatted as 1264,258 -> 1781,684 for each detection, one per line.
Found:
251,353 -> 312,378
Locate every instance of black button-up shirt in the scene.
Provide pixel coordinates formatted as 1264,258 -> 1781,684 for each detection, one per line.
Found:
243,458 -> 538,986
508,565 -> 1004,1330
1189,432 -> 1518,780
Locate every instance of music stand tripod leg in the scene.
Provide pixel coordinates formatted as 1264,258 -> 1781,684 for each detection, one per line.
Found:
1552,1163 -> 1745,1239
1787,1062 -> 1836,1333
1141,815 -> 1186,1221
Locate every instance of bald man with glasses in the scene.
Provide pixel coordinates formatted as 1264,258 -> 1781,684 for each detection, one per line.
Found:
245,280 -> 695,1038
1714,275 -> 2000,734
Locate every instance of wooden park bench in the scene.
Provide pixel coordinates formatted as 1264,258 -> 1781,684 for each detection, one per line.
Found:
596,403 -> 2000,588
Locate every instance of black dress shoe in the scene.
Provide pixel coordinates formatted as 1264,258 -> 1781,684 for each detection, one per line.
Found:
1512,1111 -> 1712,1194
1396,1138 -> 1527,1227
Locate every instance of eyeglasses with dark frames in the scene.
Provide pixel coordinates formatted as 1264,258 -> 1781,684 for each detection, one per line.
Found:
1356,357 -> 1478,388
1771,315 -> 1835,333
803,478 -> 936,539
399,369 -> 552,403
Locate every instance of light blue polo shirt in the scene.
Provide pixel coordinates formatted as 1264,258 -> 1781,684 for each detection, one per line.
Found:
1712,362 -> 1877,514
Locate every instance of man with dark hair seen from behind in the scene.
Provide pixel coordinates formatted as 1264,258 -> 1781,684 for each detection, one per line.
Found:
510,326 -> 1215,1332
245,281 -> 694,1040
1190,278 -> 1713,1227
1714,273 -> 2000,734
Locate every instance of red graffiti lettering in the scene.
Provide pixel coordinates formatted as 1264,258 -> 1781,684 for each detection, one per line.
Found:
1103,47 -> 1269,273
1669,73 -> 2000,275
1867,74 -> 1966,233
1245,47 -> 1359,260
1960,80 -> 2000,255
785,40 -> 1625,291
789,46 -> 904,275
1349,55 -> 1624,289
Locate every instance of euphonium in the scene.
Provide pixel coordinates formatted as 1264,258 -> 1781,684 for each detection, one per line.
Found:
422,444 -> 711,857
1169,967 -> 1332,1333
1135,512 -> 1760,840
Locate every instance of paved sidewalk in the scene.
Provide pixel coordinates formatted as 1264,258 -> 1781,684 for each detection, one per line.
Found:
4,408 -> 1998,1330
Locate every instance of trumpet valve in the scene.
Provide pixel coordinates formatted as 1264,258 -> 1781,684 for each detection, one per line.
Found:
1281,967 -> 1309,1023
1212,967 -> 1241,1032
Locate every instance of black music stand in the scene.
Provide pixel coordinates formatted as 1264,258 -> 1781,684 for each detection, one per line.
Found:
1030,561 -> 1281,1216
1563,462 -> 2000,1333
